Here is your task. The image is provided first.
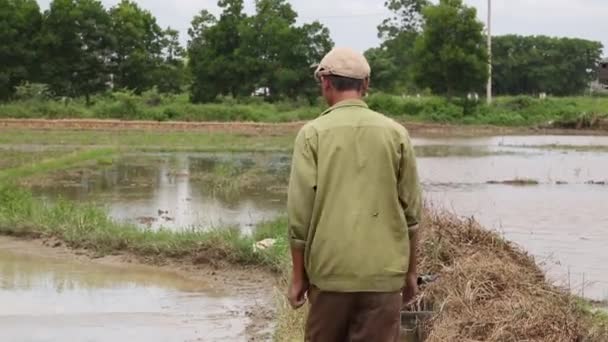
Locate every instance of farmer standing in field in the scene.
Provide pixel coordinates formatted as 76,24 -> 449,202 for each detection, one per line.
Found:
287,47 -> 422,341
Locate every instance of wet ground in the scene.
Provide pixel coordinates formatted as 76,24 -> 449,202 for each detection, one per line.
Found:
0,237 -> 271,342
2,134 -> 607,341
18,134 -> 607,301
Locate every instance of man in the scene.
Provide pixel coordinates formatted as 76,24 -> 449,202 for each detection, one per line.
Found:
287,46 -> 422,341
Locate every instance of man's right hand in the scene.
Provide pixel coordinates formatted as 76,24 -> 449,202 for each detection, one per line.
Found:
288,276 -> 309,309
402,272 -> 418,307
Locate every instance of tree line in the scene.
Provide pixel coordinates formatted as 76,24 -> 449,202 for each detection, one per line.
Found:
0,0 -> 333,103
0,0 -> 604,103
1,0 -> 188,102
366,0 -> 603,97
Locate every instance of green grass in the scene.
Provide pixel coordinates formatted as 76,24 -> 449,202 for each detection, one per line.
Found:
574,297 -> 608,331
366,94 -> 608,127
1,91 -> 608,127
0,149 -> 72,169
0,130 -> 294,152
0,91 -> 321,122
0,148 -> 117,183
0,184 -> 289,271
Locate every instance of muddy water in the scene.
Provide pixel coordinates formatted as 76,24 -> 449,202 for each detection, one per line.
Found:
30,152 -> 289,232
27,135 -> 608,302
0,238 -> 267,342
416,135 -> 608,301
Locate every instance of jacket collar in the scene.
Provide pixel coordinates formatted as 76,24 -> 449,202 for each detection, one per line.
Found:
320,99 -> 368,116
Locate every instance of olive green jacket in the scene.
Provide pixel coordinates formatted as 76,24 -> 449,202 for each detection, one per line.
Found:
287,99 -> 422,292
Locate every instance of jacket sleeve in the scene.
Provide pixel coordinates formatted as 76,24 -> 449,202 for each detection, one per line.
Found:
398,132 -> 422,230
287,128 -> 317,249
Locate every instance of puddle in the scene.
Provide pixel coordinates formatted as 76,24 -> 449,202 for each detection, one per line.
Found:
29,152 -> 289,232
0,238 -> 267,342
19,135 -> 608,302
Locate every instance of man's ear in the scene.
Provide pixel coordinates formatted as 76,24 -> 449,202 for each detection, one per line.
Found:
322,77 -> 332,92
361,78 -> 370,95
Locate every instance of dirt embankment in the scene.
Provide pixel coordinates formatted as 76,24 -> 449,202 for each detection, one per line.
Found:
1,118 -> 607,137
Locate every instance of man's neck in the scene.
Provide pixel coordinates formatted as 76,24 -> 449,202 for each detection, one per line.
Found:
328,91 -> 362,106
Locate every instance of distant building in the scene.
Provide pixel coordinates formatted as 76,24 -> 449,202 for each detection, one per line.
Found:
600,58 -> 608,86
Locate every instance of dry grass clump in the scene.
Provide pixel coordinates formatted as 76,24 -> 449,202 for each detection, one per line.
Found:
419,209 -> 608,342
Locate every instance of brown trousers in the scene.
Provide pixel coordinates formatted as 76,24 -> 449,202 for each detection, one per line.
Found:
305,286 -> 401,342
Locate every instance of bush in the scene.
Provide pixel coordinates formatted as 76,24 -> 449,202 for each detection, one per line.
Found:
15,83 -> 53,101
1,91 -> 607,127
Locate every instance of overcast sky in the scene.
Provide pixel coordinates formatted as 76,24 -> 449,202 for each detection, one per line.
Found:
37,0 -> 607,55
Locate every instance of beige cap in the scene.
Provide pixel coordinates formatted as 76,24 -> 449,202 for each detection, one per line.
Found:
314,47 -> 371,81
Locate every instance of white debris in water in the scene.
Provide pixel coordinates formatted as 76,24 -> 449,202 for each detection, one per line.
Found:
253,238 -> 276,252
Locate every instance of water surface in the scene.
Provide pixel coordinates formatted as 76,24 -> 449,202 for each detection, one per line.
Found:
0,238 -> 263,341
26,135 -> 608,301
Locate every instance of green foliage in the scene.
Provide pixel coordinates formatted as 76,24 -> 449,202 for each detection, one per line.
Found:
14,83 -> 52,101
2,92 -> 608,128
244,0 -> 333,101
413,0 -> 488,97
0,92 -> 322,122
38,0 -> 115,102
367,0 -> 427,93
153,28 -> 187,94
0,0 -> 42,101
366,93 -> 464,120
108,0 -> 163,93
369,32 -> 421,93
188,0 -> 333,103
377,0 -> 429,39
493,35 -> 604,96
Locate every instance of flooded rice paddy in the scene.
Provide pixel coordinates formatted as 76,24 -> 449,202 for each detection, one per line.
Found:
20,134 -> 607,301
1,134 -> 607,340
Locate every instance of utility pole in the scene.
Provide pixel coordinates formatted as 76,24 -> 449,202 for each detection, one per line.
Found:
487,0 -> 493,104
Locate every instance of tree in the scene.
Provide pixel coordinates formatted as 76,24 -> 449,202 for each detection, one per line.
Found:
378,0 -> 429,40
367,0 -> 428,93
188,9 -> 218,102
298,21 -> 333,102
188,0 -> 332,103
412,0 -> 488,96
242,0 -> 333,101
0,0 -> 42,100
492,35 -> 603,95
365,31 -> 419,93
188,0 -> 250,102
38,0 -> 114,102
109,0 -> 163,93
152,27 -> 186,93
365,47 -> 400,93
243,0 -> 299,99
